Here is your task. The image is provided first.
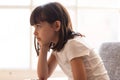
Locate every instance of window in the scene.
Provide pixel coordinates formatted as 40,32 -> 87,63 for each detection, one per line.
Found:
0,0 -> 120,80
0,9 -> 30,69
0,0 -> 30,6
77,8 -> 120,50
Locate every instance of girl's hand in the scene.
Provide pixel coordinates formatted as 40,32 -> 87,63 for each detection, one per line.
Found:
38,41 -> 51,54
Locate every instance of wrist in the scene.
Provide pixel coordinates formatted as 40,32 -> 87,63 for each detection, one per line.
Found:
39,46 -> 49,54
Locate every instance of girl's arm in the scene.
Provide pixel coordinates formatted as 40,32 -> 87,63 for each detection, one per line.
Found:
37,46 -> 57,80
70,57 -> 87,80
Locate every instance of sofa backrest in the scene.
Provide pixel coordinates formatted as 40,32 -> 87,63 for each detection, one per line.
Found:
99,42 -> 120,80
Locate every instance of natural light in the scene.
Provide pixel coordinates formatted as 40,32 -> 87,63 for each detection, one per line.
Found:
0,0 -> 120,80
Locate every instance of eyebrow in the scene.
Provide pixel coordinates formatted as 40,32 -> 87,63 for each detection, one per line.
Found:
33,24 -> 41,26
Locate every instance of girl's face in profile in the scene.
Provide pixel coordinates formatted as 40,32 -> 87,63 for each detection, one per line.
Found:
33,21 -> 60,45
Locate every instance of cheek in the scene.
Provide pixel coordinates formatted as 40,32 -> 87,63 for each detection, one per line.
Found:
39,27 -> 55,42
46,30 -> 56,41
39,30 -> 53,40
46,31 -> 54,38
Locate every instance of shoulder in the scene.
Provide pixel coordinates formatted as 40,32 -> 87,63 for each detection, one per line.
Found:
65,36 -> 91,50
63,36 -> 92,61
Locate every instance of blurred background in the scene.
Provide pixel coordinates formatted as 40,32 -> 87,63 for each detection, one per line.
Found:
0,0 -> 120,80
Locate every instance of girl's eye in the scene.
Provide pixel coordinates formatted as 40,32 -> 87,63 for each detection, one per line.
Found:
35,24 -> 41,28
36,24 -> 41,27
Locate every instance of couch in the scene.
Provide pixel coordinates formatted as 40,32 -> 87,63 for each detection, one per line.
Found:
99,42 -> 120,80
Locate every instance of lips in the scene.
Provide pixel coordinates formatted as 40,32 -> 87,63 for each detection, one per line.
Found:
35,36 -> 40,41
37,38 -> 40,41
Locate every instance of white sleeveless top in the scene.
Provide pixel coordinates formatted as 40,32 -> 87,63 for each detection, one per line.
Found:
53,37 -> 110,80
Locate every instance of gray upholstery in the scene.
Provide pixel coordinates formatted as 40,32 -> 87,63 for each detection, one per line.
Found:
99,42 -> 120,80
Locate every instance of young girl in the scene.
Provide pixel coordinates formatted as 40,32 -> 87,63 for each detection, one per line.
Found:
30,2 -> 110,80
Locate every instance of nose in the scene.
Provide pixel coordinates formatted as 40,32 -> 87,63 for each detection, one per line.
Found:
34,28 -> 38,36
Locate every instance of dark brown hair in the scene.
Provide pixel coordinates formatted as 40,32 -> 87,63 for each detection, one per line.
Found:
30,2 -> 83,55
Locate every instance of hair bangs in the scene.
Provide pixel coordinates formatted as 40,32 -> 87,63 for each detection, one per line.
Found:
30,6 -> 46,25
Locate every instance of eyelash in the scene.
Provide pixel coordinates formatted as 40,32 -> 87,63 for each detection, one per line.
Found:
36,25 -> 41,28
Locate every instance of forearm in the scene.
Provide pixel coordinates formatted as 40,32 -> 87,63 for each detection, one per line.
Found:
37,48 -> 49,79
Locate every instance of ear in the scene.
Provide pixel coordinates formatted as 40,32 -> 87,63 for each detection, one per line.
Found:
53,21 -> 61,31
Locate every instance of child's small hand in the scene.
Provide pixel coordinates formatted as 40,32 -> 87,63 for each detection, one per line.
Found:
39,41 -> 51,53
